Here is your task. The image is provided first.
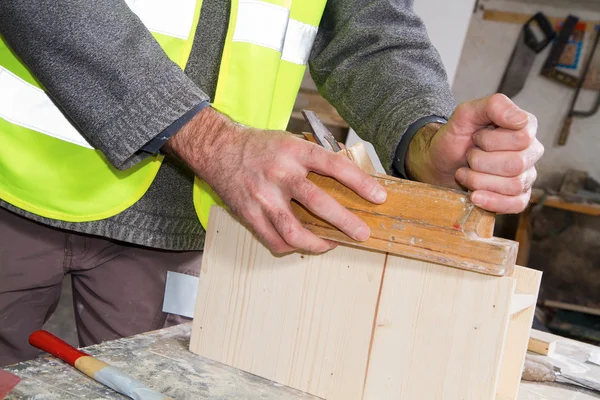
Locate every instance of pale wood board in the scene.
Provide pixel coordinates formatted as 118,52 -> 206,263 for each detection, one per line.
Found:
190,207 -> 387,400
528,336 -> 557,356
362,254 -> 516,400
496,266 -> 543,400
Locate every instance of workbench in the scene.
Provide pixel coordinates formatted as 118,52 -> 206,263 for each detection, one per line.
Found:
3,323 -> 599,399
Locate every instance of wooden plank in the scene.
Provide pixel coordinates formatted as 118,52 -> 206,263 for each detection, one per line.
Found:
292,173 -> 518,276
482,9 -> 600,33
495,266 -> 543,400
528,331 -> 557,356
189,207 -> 387,400
544,300 -> 600,316
530,188 -> 600,216
362,254 -> 516,400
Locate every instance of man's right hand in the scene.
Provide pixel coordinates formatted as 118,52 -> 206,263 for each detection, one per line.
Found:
163,107 -> 388,254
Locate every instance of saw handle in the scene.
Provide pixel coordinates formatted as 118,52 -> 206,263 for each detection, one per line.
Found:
524,12 -> 555,52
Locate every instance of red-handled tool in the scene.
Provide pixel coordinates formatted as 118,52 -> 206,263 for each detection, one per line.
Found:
29,330 -> 172,400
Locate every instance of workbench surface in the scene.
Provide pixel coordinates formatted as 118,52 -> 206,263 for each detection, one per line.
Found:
3,323 -> 599,399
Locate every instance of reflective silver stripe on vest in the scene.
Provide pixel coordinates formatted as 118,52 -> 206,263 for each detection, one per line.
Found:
282,19 -> 318,65
232,0 -> 290,52
0,67 -> 93,149
125,0 -> 197,40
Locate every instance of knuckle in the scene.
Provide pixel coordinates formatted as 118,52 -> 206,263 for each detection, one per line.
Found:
513,129 -> 533,147
529,167 -> 538,184
453,103 -> 470,121
489,93 -> 510,111
518,193 -> 530,211
265,165 -> 286,183
507,154 -> 527,175
510,175 -> 526,194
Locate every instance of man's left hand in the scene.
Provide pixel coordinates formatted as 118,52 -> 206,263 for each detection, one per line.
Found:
405,93 -> 544,214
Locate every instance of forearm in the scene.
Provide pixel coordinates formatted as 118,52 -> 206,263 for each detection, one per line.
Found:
0,0 -> 209,169
309,0 -> 457,174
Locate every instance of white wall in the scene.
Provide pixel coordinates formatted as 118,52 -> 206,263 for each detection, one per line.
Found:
413,0 -> 477,86
453,1 -> 600,185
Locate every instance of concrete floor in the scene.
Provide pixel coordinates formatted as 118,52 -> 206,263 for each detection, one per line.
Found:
43,277 -> 79,348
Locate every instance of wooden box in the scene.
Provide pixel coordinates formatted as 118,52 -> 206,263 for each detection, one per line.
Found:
189,168 -> 541,400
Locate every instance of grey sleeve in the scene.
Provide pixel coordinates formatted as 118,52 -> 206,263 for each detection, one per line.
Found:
0,0 -> 209,169
309,0 -> 458,174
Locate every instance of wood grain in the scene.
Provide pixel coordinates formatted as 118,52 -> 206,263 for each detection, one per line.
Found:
495,266 -> 543,400
292,173 -> 518,276
362,254 -> 516,400
190,207 -> 387,400
528,331 -> 557,356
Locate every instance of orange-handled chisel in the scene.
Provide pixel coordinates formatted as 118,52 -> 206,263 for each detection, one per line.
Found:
29,330 -> 173,400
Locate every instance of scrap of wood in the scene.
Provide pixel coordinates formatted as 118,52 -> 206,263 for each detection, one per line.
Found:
482,9 -> 600,33
343,142 -> 378,175
528,331 -> 557,356
292,173 -> 518,276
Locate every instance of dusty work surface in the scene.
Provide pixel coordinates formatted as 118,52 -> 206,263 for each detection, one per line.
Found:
3,323 -> 599,399
3,323 -> 318,399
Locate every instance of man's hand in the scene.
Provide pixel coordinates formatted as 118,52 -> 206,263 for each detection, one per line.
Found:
164,107 -> 387,254
405,93 -> 544,214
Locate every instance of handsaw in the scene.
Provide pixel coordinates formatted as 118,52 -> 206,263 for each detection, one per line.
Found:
540,15 -> 580,87
558,25 -> 600,145
498,12 -> 555,98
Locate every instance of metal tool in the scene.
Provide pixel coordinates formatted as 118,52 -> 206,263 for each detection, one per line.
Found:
540,15 -> 580,87
497,12 -> 555,98
29,330 -> 173,400
522,355 -> 600,393
558,25 -> 600,145
301,109 -> 342,152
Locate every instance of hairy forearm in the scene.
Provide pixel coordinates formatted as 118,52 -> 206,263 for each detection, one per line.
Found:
163,107 -> 231,171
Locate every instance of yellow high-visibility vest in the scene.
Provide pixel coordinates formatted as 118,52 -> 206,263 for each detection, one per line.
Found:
0,0 -> 327,229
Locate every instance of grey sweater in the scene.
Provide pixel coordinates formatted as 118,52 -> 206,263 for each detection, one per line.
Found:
0,0 -> 456,251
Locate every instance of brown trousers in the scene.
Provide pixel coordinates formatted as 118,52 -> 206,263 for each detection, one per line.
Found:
0,207 -> 202,366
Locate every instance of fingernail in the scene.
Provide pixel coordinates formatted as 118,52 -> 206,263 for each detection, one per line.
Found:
371,185 -> 387,203
505,108 -> 528,125
456,169 -> 467,183
472,192 -> 486,206
352,225 -> 370,241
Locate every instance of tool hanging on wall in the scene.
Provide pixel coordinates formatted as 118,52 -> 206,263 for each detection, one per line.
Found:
497,12 -> 555,98
540,15 -> 581,87
558,25 -> 600,146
